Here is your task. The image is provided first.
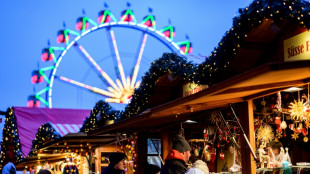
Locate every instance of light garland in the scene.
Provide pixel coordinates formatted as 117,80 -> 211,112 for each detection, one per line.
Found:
81,0 -> 310,131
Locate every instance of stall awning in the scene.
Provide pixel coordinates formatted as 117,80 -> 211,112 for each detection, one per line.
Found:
90,60 -> 310,135
13,107 -> 90,157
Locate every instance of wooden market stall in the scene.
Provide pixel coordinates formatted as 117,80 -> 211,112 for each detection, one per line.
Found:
84,0 -> 310,173
20,133 -> 119,174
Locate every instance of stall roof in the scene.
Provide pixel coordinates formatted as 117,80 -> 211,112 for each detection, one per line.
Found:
13,107 -> 90,157
90,60 -> 310,135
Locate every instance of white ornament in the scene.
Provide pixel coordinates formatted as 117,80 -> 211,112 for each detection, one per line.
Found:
280,121 -> 287,129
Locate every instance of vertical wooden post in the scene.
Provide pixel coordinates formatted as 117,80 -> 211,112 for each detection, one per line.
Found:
239,101 -> 256,174
161,129 -> 169,162
136,132 -> 147,174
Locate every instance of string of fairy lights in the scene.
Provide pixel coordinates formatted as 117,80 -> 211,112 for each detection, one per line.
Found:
2,0 -> 310,166
28,123 -> 61,157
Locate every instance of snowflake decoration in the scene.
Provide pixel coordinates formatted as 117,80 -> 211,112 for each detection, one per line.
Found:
291,132 -> 299,140
257,125 -> 274,143
289,100 -> 307,122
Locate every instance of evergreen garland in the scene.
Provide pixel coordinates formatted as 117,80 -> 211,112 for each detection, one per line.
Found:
80,100 -> 120,133
197,0 -> 310,84
0,107 -> 23,165
80,0 -> 310,131
28,123 -> 61,157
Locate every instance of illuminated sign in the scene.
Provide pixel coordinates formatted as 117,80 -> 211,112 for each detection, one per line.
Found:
284,31 -> 310,62
183,83 -> 208,97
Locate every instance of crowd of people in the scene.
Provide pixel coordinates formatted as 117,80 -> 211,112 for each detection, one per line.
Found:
1,133 -> 208,174
102,134 -> 209,174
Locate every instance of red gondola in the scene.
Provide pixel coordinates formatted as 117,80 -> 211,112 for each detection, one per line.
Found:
31,70 -> 44,84
76,17 -> 89,31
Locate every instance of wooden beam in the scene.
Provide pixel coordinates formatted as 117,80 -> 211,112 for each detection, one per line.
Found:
216,80 -> 304,95
244,87 -> 289,100
239,101 -> 256,174
152,98 -> 244,117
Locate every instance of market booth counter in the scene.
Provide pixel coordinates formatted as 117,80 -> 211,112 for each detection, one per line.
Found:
17,132 -> 119,174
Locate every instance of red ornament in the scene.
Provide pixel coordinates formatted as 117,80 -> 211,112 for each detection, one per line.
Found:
275,117 -> 281,125
297,127 -> 302,133
270,104 -> 275,109
302,128 -> 307,136
211,152 -> 216,163
204,133 -> 208,138
283,133 -> 287,137
220,152 -> 224,159
222,137 -> 226,141
217,144 -> 220,148
227,140 -> 230,144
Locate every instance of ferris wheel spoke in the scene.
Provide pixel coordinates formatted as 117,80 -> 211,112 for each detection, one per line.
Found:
58,76 -> 119,98
106,29 -> 128,89
74,43 -> 121,92
131,32 -> 148,89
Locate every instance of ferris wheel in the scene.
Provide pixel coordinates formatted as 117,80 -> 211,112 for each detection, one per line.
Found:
28,7 -> 193,110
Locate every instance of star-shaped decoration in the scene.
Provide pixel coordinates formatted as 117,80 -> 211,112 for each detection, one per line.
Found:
291,132 -> 299,140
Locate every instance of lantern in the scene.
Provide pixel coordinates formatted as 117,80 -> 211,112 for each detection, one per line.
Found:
76,17 -> 89,31
31,70 -> 43,84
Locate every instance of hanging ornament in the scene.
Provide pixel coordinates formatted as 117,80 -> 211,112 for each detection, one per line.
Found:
304,137 -> 308,142
289,124 -> 295,131
275,117 -> 281,125
289,100 -> 307,122
291,132 -> 299,140
280,120 -> 287,129
220,152 -> 225,160
202,145 -> 211,161
276,92 -> 282,112
203,128 -> 208,139
302,128 -> 307,136
194,147 -> 199,157
276,129 -> 282,139
261,99 -> 266,106
211,149 -> 216,163
257,125 -> 274,143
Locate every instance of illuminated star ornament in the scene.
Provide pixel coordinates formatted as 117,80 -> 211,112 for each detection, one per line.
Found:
291,132 -> 299,140
289,100 -> 307,122
257,125 -> 274,143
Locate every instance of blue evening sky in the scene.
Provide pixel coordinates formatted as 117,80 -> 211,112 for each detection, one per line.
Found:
0,0 -> 251,111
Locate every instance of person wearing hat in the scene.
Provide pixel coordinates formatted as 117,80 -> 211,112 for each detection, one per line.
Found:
143,162 -> 161,174
102,152 -> 127,174
161,134 -> 191,174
